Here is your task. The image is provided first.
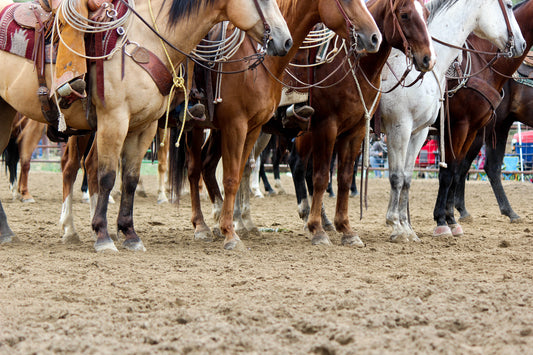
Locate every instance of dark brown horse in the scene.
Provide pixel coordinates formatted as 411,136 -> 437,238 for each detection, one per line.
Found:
285,0 -> 434,246
433,0 -> 533,237
172,0 -> 382,250
454,76 -> 533,224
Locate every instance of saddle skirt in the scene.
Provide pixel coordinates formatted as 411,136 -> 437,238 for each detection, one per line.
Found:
517,52 -> 533,80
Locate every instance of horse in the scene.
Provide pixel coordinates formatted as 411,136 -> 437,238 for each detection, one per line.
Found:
378,0 -> 526,243
0,0 -> 293,250
274,0 -> 435,246
432,0 -> 533,237
454,77 -> 533,224
171,0 -> 382,250
2,114 -> 46,202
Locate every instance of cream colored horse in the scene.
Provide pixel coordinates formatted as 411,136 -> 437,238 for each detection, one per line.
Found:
0,0 -> 292,251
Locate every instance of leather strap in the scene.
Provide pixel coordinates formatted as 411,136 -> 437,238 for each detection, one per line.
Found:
125,45 -> 173,96
465,76 -> 503,111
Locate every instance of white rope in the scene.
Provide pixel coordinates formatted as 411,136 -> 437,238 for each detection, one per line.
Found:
432,69 -> 448,169
347,54 -> 381,169
54,0 -> 133,60
190,22 -> 246,62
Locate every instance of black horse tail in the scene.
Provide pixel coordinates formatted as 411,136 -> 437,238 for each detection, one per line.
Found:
168,126 -> 188,205
2,137 -> 19,187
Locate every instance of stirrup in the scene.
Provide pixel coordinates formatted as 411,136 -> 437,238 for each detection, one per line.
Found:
282,104 -> 314,130
57,79 -> 87,109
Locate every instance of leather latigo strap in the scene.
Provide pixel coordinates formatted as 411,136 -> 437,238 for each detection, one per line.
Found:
124,45 -> 173,96
465,76 -> 503,111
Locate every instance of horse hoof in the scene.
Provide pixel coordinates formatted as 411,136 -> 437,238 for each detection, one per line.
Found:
510,216 -> 522,224
212,227 -> 224,239
62,233 -> 81,244
448,224 -> 464,237
94,240 -> 118,253
248,227 -> 261,236
136,190 -> 148,198
223,238 -> 244,250
311,232 -> 331,246
157,197 -> 169,204
0,233 -> 19,243
21,198 -> 35,203
235,228 -> 249,238
433,225 -> 452,237
122,239 -> 146,252
194,230 -> 214,242
341,235 -> 364,247
390,234 -> 409,243
408,233 -> 421,243
458,214 -> 474,224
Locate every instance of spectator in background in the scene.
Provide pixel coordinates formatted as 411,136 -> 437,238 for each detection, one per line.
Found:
370,135 -> 388,178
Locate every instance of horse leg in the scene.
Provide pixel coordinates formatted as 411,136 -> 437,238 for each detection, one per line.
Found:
485,132 -> 521,222
249,154 -> 263,198
273,136 -> 286,194
0,107 -> 17,242
199,130 -> 223,238
184,128 -> 214,242
335,136 -> 363,247
17,120 -> 45,203
433,163 -> 455,237
307,128 -> 336,246
90,118 -> 129,252
384,124 -> 411,242
59,136 -> 83,243
116,123 -> 158,251
288,147 -> 310,225
259,153 -> 274,195
455,135 -> 482,223
446,166 -> 464,237
157,128 -> 170,204
240,132 -> 271,234
326,150 -> 336,197
219,125 -> 259,250
398,129 -> 430,242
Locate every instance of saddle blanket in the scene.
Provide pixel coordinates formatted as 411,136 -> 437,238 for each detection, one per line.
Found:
0,0 -> 128,62
0,3 -> 36,60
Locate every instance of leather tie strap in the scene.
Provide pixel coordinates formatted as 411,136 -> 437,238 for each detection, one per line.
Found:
124,44 -> 173,96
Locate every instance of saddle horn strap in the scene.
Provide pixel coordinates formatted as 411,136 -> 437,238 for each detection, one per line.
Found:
124,44 -> 173,96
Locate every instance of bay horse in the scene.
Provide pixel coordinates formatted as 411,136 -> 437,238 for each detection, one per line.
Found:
0,0 -> 293,250
454,77 -> 533,224
378,0 -> 526,243
433,0 -> 533,235
285,0 -> 436,246
3,114 -> 46,202
173,0 -> 382,250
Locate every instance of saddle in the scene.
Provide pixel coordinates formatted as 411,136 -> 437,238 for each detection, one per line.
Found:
13,2 -> 51,29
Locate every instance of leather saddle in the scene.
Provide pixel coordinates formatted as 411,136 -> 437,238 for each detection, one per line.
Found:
517,51 -> 533,79
13,2 -> 51,29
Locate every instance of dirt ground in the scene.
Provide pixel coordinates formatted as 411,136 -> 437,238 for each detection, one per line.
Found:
0,170 -> 532,354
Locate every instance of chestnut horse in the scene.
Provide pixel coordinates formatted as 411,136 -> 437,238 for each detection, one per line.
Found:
286,0 -> 435,246
0,0 -> 293,249
454,77 -> 533,224
3,114 -> 46,202
378,0 -> 526,243
433,0 -> 533,235
172,0 -> 382,250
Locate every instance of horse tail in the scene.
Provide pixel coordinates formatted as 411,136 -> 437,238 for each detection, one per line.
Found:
168,126 -> 187,205
2,137 -> 19,187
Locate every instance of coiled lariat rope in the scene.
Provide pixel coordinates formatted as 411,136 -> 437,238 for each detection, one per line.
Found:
51,0 -> 134,131
147,0 -> 187,148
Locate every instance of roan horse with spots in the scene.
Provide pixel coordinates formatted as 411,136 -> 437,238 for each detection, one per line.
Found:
0,0 -> 293,251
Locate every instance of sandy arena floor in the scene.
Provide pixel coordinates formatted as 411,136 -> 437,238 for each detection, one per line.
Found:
0,171 -> 532,354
